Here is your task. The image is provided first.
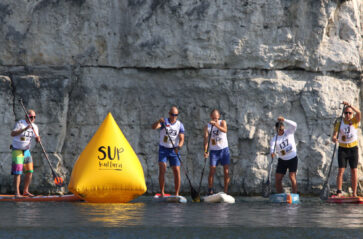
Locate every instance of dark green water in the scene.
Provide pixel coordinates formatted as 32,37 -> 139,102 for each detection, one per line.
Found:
0,196 -> 362,239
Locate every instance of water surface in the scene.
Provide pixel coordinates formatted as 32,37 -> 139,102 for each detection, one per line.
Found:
0,196 -> 362,238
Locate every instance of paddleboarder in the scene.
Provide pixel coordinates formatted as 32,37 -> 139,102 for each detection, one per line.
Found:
10,109 -> 40,198
270,117 -> 298,194
152,106 -> 185,196
332,101 -> 361,197
204,109 -> 230,195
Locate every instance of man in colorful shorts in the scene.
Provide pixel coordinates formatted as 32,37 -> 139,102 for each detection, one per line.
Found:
332,101 -> 361,197
152,106 -> 185,196
204,109 -> 230,195
10,109 -> 40,198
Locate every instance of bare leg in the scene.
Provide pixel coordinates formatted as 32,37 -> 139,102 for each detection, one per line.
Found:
351,168 -> 358,197
275,173 -> 284,193
14,175 -> 21,196
289,172 -> 297,193
337,168 -> 345,197
23,172 -> 33,195
223,165 -> 230,193
159,162 -> 167,196
172,166 -> 181,196
208,166 -> 216,192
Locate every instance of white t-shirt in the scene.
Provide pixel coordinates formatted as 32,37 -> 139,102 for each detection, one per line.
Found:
270,119 -> 297,160
11,119 -> 39,150
159,118 -> 185,148
208,120 -> 228,151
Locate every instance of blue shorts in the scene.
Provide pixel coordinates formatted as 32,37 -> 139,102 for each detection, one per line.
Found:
210,147 -> 230,167
158,145 -> 180,167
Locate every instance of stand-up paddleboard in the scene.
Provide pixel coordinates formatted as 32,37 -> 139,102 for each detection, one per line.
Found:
327,195 -> 363,204
153,193 -> 187,203
0,194 -> 81,202
202,192 -> 235,203
269,193 -> 300,204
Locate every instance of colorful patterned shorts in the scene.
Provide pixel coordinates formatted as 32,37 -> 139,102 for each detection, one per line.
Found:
11,149 -> 33,175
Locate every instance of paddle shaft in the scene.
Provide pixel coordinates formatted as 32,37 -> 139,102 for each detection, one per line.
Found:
18,99 -> 62,181
198,125 -> 213,193
268,129 -> 278,184
321,106 -> 346,196
162,122 -> 196,191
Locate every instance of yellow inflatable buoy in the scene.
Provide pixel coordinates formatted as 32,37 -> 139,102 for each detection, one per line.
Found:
68,113 -> 147,203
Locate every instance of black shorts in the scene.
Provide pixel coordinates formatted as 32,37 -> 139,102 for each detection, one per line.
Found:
276,156 -> 298,175
338,146 -> 358,169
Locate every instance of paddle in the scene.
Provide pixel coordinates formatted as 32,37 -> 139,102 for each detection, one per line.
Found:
358,181 -> 363,196
197,125 -> 213,196
320,106 -> 345,200
18,98 -> 64,187
162,122 -> 199,201
262,126 -> 279,198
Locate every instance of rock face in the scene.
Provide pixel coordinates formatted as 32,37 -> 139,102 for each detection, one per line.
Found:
0,0 -> 361,195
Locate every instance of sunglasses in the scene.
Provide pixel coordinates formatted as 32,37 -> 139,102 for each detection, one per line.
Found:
28,115 -> 36,119
169,113 -> 178,117
344,112 -> 352,115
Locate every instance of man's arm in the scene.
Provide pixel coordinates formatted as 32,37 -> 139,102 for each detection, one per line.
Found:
279,117 -> 297,134
173,133 -> 184,154
343,101 -> 361,122
210,120 -> 227,133
203,126 -> 209,158
11,123 -> 30,137
152,118 -> 164,130
34,126 -> 40,143
178,133 -> 184,148
332,130 -> 338,143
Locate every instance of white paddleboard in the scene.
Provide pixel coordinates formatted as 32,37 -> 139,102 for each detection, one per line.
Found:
153,194 -> 187,203
202,192 -> 235,203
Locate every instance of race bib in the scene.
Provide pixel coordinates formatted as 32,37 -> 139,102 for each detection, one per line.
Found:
211,139 -> 216,145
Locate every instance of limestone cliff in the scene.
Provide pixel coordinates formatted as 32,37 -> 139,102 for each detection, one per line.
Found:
0,0 -> 362,195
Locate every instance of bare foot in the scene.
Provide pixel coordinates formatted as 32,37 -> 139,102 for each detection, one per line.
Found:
23,192 -> 35,197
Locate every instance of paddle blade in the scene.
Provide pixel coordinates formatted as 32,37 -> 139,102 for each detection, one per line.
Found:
320,183 -> 330,201
262,180 -> 271,198
191,187 -> 200,202
54,177 -> 64,187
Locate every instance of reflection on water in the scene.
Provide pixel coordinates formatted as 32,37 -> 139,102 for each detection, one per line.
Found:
12,203 -> 45,227
79,203 -> 146,226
